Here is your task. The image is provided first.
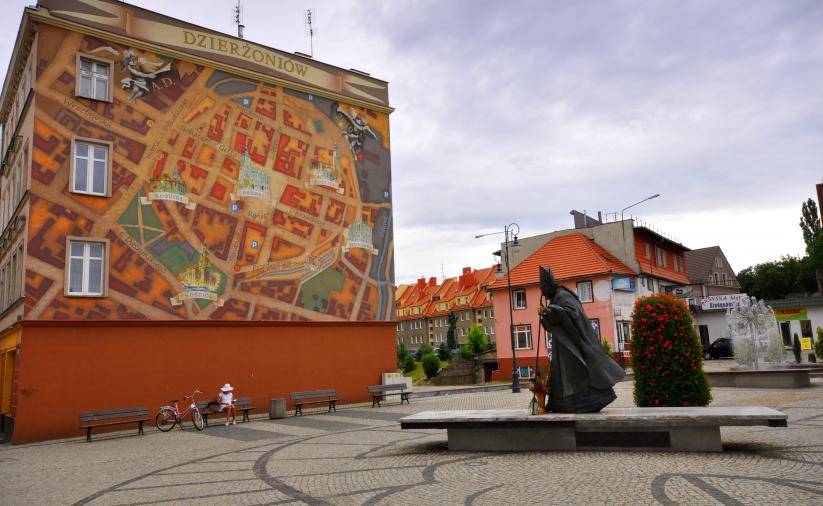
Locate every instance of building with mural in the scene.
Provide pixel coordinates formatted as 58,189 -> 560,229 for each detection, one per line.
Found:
0,0 -> 395,443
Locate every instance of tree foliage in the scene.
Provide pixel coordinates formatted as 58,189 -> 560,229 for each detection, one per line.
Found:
446,312 -> 458,350
800,198 -> 821,249
415,343 -> 433,361
437,342 -> 450,361
793,334 -> 802,364
422,353 -> 441,378
737,255 -> 817,300
464,325 -> 490,355
630,295 -> 711,407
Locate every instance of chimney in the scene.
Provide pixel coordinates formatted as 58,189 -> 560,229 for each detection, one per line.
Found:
598,211 -> 602,222
428,277 -> 437,287
416,277 -> 426,290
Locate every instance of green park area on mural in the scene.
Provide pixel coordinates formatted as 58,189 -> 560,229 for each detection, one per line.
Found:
299,268 -> 344,312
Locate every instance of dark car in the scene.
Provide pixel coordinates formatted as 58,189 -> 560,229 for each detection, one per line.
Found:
703,337 -> 734,360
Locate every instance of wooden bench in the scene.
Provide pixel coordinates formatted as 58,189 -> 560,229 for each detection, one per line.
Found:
196,397 -> 256,427
79,407 -> 149,442
368,384 -> 410,407
289,389 -> 337,416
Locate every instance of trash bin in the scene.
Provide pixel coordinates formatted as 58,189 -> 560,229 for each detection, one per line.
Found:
269,398 -> 286,419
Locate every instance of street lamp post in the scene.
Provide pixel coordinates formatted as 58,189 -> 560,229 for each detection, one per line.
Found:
619,193 -> 661,258
475,223 -> 521,393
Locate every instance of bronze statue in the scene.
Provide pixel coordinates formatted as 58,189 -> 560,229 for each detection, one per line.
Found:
538,266 -> 624,412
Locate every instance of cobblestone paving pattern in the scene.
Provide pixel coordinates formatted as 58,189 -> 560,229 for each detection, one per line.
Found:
2,381 -> 823,505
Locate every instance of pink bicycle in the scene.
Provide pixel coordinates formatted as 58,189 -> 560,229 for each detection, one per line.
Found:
156,390 -> 204,432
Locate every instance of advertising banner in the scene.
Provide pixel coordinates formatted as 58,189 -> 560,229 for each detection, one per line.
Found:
774,307 -> 808,321
700,294 -> 749,311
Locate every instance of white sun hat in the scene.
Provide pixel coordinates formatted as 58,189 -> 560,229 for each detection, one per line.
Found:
221,383 -> 234,392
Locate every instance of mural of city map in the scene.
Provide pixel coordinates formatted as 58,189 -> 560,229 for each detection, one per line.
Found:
25,24 -> 394,321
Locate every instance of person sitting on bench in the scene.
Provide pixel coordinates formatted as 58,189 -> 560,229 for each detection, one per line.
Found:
217,383 -> 237,425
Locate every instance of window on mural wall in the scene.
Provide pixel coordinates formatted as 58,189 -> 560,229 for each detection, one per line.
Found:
513,289 -> 526,309
73,141 -> 108,196
67,239 -> 107,296
514,324 -> 532,349
77,57 -> 111,101
577,281 -> 593,303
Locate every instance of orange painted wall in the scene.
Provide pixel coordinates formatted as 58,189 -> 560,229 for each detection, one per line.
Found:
12,320 -> 395,444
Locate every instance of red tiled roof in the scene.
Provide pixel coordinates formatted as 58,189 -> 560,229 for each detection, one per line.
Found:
489,233 -> 635,289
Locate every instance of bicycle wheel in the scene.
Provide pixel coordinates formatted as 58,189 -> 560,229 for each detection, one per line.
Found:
191,407 -> 204,431
155,408 -> 177,432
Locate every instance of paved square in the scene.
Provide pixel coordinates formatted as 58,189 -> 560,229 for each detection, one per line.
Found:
2,380 -> 823,505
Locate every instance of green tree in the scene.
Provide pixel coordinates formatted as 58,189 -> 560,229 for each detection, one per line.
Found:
415,343 -> 433,361
397,343 -> 409,363
464,325 -> 490,356
793,333 -> 802,364
630,295 -> 711,407
815,327 -> 823,361
800,198 -> 821,247
422,353 -> 440,379
800,198 -> 823,294
601,339 -> 613,356
401,354 -> 417,374
437,342 -> 450,361
446,312 -> 458,350
737,255 -> 817,300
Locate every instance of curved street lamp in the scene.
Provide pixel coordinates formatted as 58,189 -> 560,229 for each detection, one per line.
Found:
475,223 -> 521,393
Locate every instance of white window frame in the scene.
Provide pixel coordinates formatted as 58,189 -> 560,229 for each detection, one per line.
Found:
616,321 -> 631,352
513,324 -> 532,349
65,237 -> 109,297
513,289 -> 526,310
71,138 -> 112,197
76,54 -> 113,102
577,281 -> 593,303
517,365 -> 534,379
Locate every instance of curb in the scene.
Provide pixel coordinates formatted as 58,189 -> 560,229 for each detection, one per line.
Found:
410,384 -> 512,399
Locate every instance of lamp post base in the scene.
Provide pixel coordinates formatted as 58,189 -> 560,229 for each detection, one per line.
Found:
512,371 -> 521,393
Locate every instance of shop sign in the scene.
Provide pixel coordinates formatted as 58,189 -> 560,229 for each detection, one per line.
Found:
774,307 -> 808,321
802,338 -> 812,350
700,294 -> 748,311
611,277 -> 636,292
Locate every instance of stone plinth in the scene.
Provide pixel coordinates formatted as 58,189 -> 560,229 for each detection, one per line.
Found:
705,369 -> 812,388
400,407 -> 788,452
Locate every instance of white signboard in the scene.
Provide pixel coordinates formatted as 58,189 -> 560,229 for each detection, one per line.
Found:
701,294 -> 748,311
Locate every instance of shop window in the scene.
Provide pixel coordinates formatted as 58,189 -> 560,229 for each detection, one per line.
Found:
616,321 -> 631,352
590,318 -> 601,340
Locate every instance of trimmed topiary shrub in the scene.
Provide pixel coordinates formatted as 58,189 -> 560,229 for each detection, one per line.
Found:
437,342 -> 450,361
793,333 -> 802,363
601,339 -> 613,357
422,353 -> 440,378
401,354 -> 416,374
416,343 -> 433,361
631,294 -> 712,407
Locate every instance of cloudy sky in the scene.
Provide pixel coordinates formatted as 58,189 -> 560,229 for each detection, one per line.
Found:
2,0 -> 821,284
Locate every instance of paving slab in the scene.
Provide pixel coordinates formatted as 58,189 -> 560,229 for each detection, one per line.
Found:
1,384 -> 822,505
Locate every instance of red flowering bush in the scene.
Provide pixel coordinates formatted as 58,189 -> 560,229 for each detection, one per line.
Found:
630,295 -> 711,407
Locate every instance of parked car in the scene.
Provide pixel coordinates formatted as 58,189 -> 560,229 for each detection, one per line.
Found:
703,337 -> 734,360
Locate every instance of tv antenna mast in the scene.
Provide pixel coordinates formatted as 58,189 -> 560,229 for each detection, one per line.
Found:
234,1 -> 245,39
304,9 -> 316,57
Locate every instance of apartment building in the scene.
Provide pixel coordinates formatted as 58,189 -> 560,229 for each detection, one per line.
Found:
0,0 -> 395,443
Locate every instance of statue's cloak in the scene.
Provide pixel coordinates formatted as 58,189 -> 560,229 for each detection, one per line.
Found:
538,267 -> 624,412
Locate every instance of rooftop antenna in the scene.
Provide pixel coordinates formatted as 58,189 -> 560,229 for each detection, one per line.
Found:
304,9 -> 316,57
441,263 -> 445,282
234,1 -> 245,39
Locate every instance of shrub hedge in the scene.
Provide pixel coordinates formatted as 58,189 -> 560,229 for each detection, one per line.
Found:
630,294 -> 711,407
